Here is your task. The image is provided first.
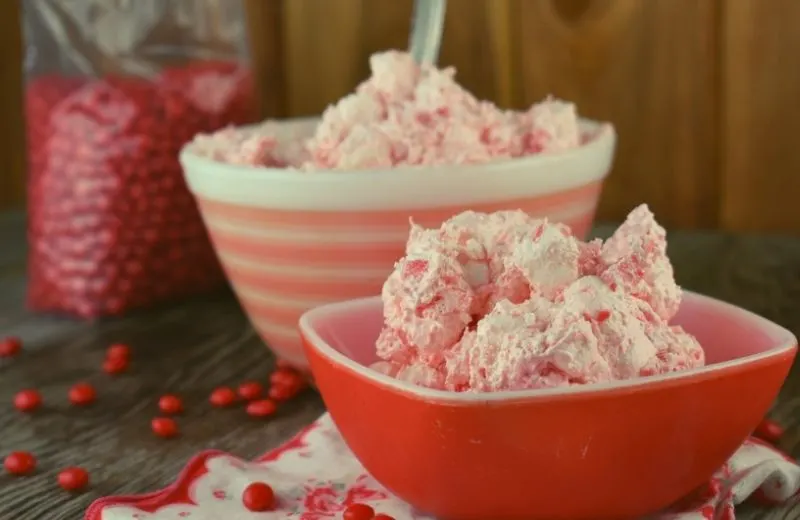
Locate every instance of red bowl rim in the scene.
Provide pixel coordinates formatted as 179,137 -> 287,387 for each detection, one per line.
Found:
299,291 -> 798,404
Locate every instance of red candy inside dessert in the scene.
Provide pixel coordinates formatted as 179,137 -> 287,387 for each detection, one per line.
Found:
370,205 -> 705,392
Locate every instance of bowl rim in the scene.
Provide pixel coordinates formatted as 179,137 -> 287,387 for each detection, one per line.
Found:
299,291 -> 798,403
179,116 -> 616,183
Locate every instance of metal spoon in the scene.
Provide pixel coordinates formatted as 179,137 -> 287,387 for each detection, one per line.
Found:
408,0 -> 447,65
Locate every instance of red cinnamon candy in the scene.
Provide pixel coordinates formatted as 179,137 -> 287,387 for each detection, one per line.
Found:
209,387 -> 237,408
151,417 -> 179,439
246,399 -> 277,418
0,336 -> 22,358
343,503 -> 375,520
57,467 -> 89,492
754,417 -> 785,444
242,482 -> 276,512
68,382 -> 96,406
3,452 -> 37,476
13,389 -> 42,412
158,394 -> 183,415
238,381 -> 264,401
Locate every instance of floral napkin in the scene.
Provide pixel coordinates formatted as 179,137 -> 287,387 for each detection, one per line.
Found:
86,414 -> 800,520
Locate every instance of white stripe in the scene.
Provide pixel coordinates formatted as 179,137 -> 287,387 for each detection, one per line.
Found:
208,218 -> 410,243
250,317 -> 301,338
219,252 -> 394,279
204,199 -> 596,243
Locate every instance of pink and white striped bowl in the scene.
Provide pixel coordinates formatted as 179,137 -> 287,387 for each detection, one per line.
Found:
180,118 -> 616,369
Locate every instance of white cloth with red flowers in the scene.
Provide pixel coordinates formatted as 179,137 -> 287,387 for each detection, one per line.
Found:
86,414 -> 800,520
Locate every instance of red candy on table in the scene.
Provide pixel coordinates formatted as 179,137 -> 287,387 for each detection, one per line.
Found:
209,387 -> 237,407
754,418 -> 785,444
106,343 -> 130,361
343,503 -> 375,520
158,394 -> 183,415
25,61 -> 256,319
268,385 -> 297,402
0,336 -> 22,358
269,368 -> 299,387
238,381 -> 263,400
4,451 -> 37,476
246,399 -> 277,418
68,382 -> 96,406
103,356 -> 128,375
242,482 -> 275,512
57,467 -> 89,492
151,417 -> 179,438
268,367 -> 305,401
14,389 -> 42,412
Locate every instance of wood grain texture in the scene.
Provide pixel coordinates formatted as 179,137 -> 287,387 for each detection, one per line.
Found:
1,211 -> 799,518
515,0 -> 720,229
720,0 -> 800,233
0,0 -> 25,211
244,0 -> 286,118
282,0 -> 512,115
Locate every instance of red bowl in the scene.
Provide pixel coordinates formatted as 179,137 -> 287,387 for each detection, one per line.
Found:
299,291 -> 797,520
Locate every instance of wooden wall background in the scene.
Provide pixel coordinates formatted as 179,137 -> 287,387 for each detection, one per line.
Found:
1,0 -> 799,233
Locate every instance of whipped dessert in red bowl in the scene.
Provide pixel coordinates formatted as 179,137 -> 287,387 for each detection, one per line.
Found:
299,206 -> 797,520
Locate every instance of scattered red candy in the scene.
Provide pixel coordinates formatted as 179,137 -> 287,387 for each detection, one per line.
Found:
754,418 -> 785,444
373,514 -> 396,520
268,367 -> 305,402
343,503 -> 375,520
209,387 -> 237,407
106,343 -> 130,361
246,399 -> 277,418
0,336 -> 22,358
158,394 -> 183,415
4,451 -> 37,476
68,382 -> 96,406
242,482 -> 275,512
57,467 -> 89,492
103,356 -> 128,375
238,381 -> 264,400
268,385 -> 297,402
151,417 -> 179,438
14,389 -> 42,412
269,368 -> 299,387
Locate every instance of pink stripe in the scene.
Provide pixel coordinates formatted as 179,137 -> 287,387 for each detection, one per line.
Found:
230,269 -> 386,301
197,181 -> 602,229
237,298 -> 305,327
212,235 -> 405,267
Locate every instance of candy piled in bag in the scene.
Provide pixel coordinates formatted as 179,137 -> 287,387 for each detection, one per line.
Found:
371,205 -> 705,392
23,0 -> 257,317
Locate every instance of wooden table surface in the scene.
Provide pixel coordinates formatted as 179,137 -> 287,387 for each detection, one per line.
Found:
1,211 -> 799,520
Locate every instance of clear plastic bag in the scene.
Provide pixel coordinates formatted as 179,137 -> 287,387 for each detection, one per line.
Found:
23,0 -> 257,318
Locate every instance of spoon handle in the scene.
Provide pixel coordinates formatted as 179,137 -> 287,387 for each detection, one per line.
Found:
408,0 -> 447,65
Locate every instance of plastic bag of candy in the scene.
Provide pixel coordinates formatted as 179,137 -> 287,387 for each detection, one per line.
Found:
23,0 -> 257,318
